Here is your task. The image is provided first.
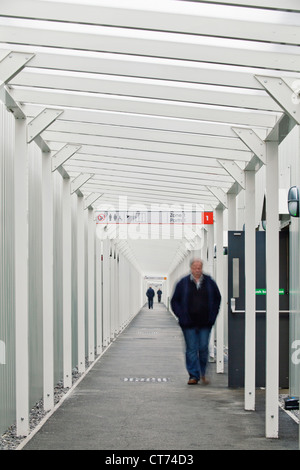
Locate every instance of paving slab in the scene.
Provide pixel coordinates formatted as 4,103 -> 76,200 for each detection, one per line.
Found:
22,303 -> 299,451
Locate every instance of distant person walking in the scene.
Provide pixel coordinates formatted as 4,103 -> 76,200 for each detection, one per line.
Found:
157,288 -> 162,303
146,286 -> 155,309
171,258 -> 221,385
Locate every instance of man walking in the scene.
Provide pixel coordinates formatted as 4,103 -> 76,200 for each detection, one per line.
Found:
171,258 -> 221,385
146,286 -> 155,309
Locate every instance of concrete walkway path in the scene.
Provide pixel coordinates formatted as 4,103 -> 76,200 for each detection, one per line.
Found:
22,303 -> 298,451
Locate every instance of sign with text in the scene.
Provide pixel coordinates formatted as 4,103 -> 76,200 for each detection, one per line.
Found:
95,211 -> 213,225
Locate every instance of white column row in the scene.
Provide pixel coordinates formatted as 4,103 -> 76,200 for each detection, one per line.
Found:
11,113 -> 143,437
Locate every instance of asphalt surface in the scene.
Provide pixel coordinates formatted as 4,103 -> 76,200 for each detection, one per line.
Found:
22,303 -> 299,451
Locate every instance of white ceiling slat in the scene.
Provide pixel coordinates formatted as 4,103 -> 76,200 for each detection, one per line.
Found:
1,0 -> 300,45
0,0 -> 297,274
65,162 -> 232,184
84,180 -> 218,199
1,19 -> 299,72
43,131 -> 251,162
10,69 -> 283,113
2,45 -> 300,91
22,104 -> 269,140
48,143 -> 232,169
194,0 -> 300,11
64,154 -> 231,178
48,120 -> 249,152
9,87 -> 280,128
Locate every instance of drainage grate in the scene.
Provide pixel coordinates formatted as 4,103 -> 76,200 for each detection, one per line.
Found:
123,377 -> 170,383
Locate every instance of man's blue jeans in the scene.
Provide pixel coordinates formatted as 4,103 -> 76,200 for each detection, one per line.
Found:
181,327 -> 212,380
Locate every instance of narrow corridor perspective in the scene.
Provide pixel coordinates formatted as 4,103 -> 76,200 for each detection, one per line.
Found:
21,303 -> 298,451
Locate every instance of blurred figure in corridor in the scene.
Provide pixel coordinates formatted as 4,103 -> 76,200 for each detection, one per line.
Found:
171,258 -> 221,385
146,286 -> 155,309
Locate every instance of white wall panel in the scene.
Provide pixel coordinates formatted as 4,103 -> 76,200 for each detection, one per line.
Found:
0,103 -> 16,435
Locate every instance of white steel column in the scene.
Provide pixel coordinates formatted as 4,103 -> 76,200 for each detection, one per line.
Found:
14,117 -> 29,436
95,237 -> 103,355
77,195 -> 85,373
102,238 -> 111,347
62,176 -> 72,388
244,170 -> 256,411
215,208 -> 224,373
206,223 -> 215,360
87,208 -> 95,363
227,193 -> 237,231
265,140 -> 279,438
42,150 -> 54,411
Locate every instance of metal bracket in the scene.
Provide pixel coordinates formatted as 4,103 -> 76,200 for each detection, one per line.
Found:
0,86 -> 26,119
84,193 -> 103,210
207,186 -> 227,210
0,51 -> 34,89
52,144 -> 82,178
71,173 -> 94,197
218,160 -> 245,190
255,75 -> 300,125
27,108 -> 63,151
232,127 -> 266,169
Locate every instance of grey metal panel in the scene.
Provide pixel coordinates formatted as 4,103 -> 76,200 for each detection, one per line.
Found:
0,103 -> 16,435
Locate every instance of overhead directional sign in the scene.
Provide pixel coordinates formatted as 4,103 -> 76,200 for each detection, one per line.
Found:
95,211 -> 213,225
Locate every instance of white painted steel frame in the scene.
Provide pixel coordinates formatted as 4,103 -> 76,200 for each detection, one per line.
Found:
14,117 -> 30,437
265,141 -> 279,439
62,177 -> 72,389
87,208 -> 95,363
244,170 -> 256,411
215,208 -> 224,374
42,149 -> 54,411
0,0 -> 298,445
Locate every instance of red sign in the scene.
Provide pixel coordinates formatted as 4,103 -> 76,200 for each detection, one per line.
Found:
202,212 -> 214,224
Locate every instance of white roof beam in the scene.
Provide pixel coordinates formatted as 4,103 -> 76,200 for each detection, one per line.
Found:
66,155 -> 231,178
83,181 -> 218,201
10,70 -> 282,113
21,104 -> 269,140
48,120 -> 248,152
49,144 -> 230,169
90,191 -> 216,208
0,19 -> 299,72
1,1 -> 300,45
9,88 -> 279,129
2,46 -> 299,91
196,0 -> 300,11
82,174 -> 221,195
255,75 -> 300,126
64,163 -> 233,187
0,51 -> 34,88
43,131 -> 251,162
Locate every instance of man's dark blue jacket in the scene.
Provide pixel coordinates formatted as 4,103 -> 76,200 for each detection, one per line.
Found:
171,274 -> 221,328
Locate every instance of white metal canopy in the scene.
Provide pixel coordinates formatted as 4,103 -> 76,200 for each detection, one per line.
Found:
0,0 -> 299,273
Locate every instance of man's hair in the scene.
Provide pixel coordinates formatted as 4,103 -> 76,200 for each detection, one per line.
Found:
189,257 -> 203,267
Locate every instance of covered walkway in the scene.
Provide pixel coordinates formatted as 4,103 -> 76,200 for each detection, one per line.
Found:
1,0 -> 300,452
19,303 -> 298,451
